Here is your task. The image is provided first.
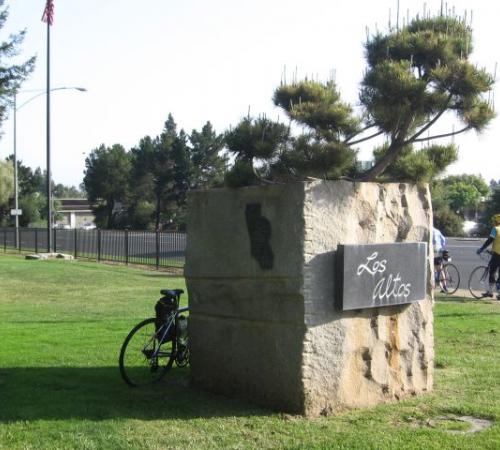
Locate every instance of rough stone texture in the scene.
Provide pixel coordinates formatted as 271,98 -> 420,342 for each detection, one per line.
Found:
185,180 -> 434,415
25,253 -> 74,260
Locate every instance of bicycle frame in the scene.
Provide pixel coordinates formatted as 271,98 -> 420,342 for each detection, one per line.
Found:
144,306 -> 189,360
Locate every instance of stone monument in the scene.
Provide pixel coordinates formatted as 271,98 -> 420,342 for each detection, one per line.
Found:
185,180 -> 434,416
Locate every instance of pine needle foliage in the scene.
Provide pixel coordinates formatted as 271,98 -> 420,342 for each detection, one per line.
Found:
373,142 -> 458,183
0,1 -> 36,128
224,116 -> 290,187
224,10 -> 495,186
359,14 -> 495,179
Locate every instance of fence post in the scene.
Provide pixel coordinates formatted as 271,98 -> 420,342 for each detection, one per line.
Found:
3,228 -> 6,252
53,228 -> 57,253
19,228 -> 22,253
125,229 -> 129,265
155,230 -> 160,270
97,229 -> 101,262
74,228 -> 78,259
35,228 -> 38,253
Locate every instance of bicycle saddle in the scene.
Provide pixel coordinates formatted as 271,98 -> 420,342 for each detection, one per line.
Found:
160,289 -> 184,298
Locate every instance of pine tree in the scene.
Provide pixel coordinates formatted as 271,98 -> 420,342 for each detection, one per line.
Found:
83,144 -> 132,228
0,1 -> 35,127
190,122 -> 227,189
0,159 -> 14,216
270,12 -> 495,183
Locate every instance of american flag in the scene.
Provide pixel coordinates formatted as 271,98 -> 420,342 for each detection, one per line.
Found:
41,0 -> 54,26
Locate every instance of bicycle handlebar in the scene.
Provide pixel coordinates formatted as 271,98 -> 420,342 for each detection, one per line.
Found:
478,249 -> 492,262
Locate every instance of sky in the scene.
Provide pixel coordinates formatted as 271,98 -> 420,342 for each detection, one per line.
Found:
1,0 -> 499,187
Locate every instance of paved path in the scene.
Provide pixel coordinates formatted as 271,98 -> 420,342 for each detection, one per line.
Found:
436,237 -> 499,300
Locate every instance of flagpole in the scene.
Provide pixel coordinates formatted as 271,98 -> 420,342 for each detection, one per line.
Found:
46,17 -> 52,252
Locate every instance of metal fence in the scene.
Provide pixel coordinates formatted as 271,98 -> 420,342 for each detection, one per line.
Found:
1,227 -> 186,269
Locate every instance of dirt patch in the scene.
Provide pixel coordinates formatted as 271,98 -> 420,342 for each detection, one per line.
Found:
410,415 -> 494,434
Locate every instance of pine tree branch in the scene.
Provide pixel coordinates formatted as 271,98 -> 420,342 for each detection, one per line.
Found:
403,94 -> 453,145
346,130 -> 384,146
345,123 -> 376,143
412,125 -> 471,142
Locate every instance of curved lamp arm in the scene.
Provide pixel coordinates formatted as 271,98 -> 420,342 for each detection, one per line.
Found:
16,86 -> 87,111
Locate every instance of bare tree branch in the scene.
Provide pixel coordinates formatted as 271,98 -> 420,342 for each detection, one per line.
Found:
346,130 -> 384,146
412,125 -> 471,142
403,94 -> 453,144
345,123 -> 376,143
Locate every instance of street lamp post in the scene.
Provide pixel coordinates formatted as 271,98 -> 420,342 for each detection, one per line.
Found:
13,93 -> 19,249
12,86 -> 86,251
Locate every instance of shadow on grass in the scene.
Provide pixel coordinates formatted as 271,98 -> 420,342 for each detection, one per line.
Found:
435,297 -> 489,303
0,366 -> 268,422
435,310 -> 500,318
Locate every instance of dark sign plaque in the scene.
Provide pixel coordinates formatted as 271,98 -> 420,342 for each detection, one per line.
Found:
336,242 -> 427,311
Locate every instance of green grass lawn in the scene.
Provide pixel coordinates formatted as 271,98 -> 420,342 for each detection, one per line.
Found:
0,254 -> 499,450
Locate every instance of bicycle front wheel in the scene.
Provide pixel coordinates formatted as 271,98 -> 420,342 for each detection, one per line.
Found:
468,266 -> 490,299
119,318 -> 175,387
440,263 -> 460,295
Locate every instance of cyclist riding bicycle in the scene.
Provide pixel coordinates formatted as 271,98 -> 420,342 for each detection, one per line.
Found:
476,213 -> 500,299
433,227 -> 448,292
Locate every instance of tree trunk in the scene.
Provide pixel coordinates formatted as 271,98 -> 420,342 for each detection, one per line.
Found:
107,199 -> 115,228
155,194 -> 161,231
360,140 -> 402,182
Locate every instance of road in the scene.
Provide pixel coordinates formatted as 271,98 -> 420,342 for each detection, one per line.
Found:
443,237 -> 489,295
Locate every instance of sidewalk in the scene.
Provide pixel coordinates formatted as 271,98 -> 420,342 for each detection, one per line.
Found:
437,288 -> 500,301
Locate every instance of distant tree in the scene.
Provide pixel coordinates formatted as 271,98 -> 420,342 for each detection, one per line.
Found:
2,157 -> 76,226
0,160 -> 14,224
53,183 -> 84,198
151,115 -> 178,230
129,115 -> 226,230
170,129 -> 191,208
0,2 -> 36,129
83,144 -> 132,228
21,167 -> 44,196
189,122 -> 227,189
443,174 -> 489,216
430,174 -> 489,235
126,200 -> 155,230
0,159 -> 13,204
433,206 -> 465,237
481,186 -> 500,233
229,13 -> 495,186
5,156 -> 44,197
18,193 -> 43,226
128,116 -> 181,230
430,180 -> 464,236
129,135 -> 157,229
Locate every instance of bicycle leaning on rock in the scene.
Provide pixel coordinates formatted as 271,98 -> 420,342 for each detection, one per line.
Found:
119,289 -> 189,387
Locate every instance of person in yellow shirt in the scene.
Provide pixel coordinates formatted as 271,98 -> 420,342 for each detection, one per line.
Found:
477,213 -> 500,299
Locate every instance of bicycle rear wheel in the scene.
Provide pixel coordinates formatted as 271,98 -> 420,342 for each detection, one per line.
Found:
468,266 -> 490,299
119,317 -> 176,387
440,263 -> 460,295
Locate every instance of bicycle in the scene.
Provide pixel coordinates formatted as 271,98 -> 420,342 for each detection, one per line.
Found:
434,249 -> 460,295
119,288 -> 189,387
468,250 -> 498,299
